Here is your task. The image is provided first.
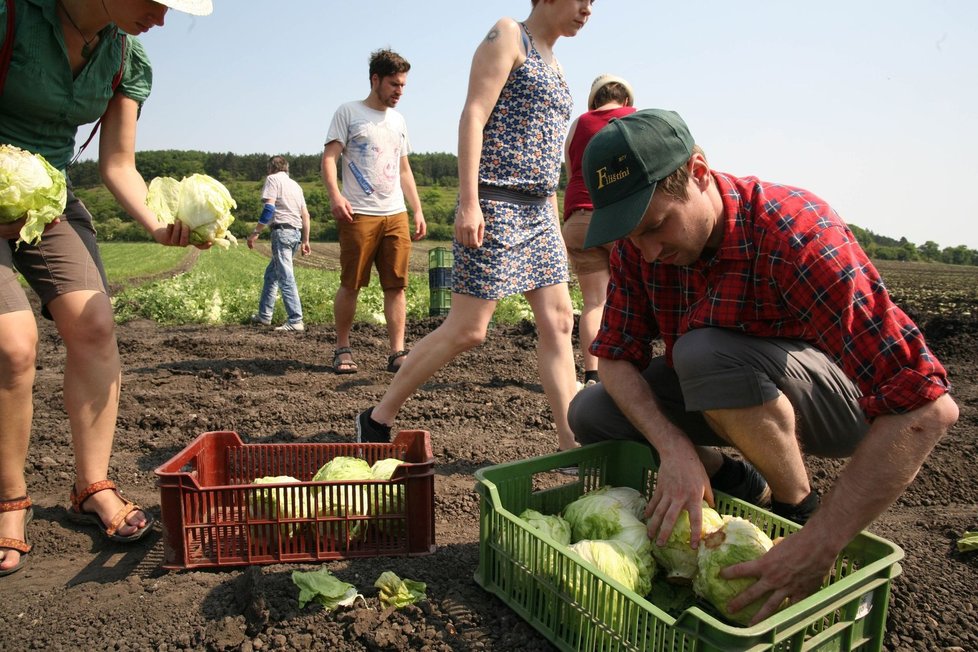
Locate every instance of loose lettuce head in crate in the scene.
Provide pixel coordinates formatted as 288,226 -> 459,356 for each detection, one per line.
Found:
249,475 -> 311,541
368,458 -> 407,536
519,508 -> 572,546
588,485 -> 647,520
567,538 -> 656,600
313,456 -> 372,541
564,488 -> 645,542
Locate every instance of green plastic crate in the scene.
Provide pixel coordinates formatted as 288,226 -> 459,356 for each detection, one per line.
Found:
474,442 -> 903,652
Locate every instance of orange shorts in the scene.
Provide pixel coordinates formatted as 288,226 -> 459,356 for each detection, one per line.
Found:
338,212 -> 412,290
562,209 -> 613,276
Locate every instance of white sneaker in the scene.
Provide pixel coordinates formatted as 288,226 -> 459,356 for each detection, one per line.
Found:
275,321 -> 305,332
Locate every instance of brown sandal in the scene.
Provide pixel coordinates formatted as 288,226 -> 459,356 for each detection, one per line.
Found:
0,495 -> 32,577
67,480 -> 153,543
332,347 -> 358,375
386,349 -> 409,373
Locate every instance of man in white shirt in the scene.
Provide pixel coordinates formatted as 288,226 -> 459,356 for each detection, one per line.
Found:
321,48 -> 426,374
247,155 -> 311,331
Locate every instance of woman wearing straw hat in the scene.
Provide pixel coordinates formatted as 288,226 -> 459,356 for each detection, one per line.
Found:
0,0 -> 213,577
562,73 -> 636,387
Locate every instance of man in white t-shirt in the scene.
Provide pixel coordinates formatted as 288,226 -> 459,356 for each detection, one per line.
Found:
247,155 -> 311,331
321,48 -> 426,374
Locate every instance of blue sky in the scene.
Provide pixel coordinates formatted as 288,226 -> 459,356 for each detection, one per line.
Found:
92,1 -> 977,249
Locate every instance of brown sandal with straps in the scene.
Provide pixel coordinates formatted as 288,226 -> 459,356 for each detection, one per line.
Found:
67,480 -> 153,543
0,495 -> 32,577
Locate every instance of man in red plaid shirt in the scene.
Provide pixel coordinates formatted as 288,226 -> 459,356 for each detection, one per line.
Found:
568,109 -> 959,624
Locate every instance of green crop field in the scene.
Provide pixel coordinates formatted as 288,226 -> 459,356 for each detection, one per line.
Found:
99,242 -> 978,327
98,242 -> 192,282
103,241 -> 574,326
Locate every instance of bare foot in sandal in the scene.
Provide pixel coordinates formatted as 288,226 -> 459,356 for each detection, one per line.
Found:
68,480 -> 153,542
333,347 -> 358,375
0,497 -> 32,576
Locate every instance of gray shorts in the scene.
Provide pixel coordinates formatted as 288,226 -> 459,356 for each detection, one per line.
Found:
1,189 -> 108,319
568,328 -> 869,458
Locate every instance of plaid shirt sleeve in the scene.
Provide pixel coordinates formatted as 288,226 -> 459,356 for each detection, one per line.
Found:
767,212 -> 949,417
590,241 -> 660,368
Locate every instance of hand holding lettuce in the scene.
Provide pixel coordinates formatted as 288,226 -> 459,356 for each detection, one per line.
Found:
146,174 -> 237,248
650,503 -> 724,584
692,516 -> 778,625
519,484 -> 792,627
0,145 -> 67,246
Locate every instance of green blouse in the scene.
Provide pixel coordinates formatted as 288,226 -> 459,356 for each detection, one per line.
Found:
0,0 -> 152,171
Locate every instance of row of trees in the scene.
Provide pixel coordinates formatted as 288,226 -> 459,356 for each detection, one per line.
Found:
69,150 -> 462,188
70,150 -> 977,266
847,225 -> 978,267
71,151 -> 463,242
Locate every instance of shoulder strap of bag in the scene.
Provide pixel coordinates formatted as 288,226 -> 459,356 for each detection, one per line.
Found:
70,32 -> 126,166
0,0 -> 15,97
1,1 -> 124,163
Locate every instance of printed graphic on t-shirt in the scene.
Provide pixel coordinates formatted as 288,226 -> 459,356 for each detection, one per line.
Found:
347,160 -> 375,195
347,120 -> 400,196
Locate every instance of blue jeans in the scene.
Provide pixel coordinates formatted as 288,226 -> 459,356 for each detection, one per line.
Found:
256,227 -> 303,323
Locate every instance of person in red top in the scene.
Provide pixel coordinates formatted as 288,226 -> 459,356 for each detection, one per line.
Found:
562,74 -> 635,386
569,109 -> 959,623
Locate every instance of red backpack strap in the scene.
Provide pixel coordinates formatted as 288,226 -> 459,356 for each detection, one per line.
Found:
70,33 -> 127,166
0,0 -> 15,97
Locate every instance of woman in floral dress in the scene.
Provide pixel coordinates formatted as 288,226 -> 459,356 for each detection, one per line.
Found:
356,0 -> 595,451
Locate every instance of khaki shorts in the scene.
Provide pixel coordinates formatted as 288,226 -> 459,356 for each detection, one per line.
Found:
1,190 -> 108,319
569,329 -> 869,458
338,212 -> 411,290
562,209 -> 613,275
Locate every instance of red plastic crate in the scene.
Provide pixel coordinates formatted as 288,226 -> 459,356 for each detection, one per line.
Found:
154,430 -> 435,569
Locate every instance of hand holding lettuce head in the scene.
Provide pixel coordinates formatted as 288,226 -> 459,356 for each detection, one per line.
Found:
0,145 -> 67,245
146,173 -> 237,249
641,476 -> 818,625
553,483 -> 802,626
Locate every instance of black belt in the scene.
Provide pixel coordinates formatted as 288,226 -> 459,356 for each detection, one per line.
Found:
478,185 -> 551,206
271,224 -> 298,230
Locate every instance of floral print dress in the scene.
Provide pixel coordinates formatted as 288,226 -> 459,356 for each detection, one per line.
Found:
452,24 -> 572,300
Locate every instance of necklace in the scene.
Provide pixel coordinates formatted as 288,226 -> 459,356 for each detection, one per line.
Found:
58,0 -> 98,59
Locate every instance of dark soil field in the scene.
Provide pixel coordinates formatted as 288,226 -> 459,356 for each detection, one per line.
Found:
1,260 -> 977,652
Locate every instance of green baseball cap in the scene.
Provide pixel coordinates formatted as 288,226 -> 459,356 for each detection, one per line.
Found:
582,109 -> 694,248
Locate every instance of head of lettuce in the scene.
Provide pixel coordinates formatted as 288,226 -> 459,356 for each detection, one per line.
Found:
0,145 -> 68,246
146,174 -> 237,248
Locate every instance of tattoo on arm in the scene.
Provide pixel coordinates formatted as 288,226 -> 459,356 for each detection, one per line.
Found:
486,28 -> 499,42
